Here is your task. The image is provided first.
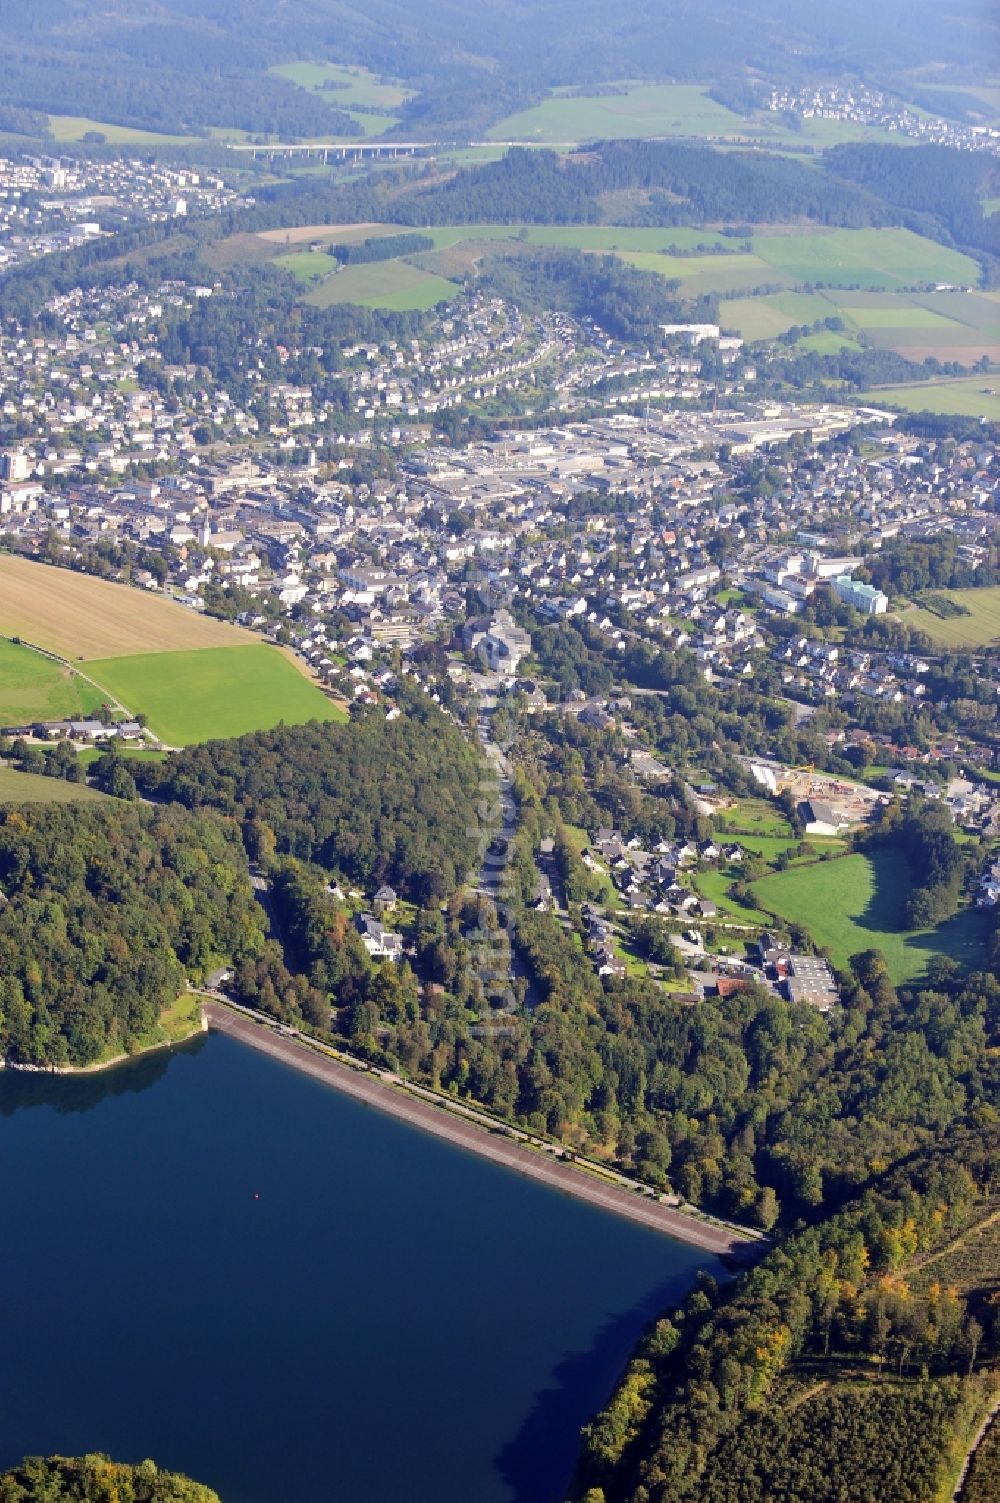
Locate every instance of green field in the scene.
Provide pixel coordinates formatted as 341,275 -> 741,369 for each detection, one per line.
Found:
489,83 -> 747,143
751,849 -> 990,983
274,250 -> 336,283
718,798 -> 794,837
722,291 -> 838,340
693,869 -> 772,925
618,230 -> 977,299
621,249 -> 774,295
76,746 -> 167,766
721,281 -> 997,359
796,330 -> 863,354
488,82 -> 903,150
271,61 -> 409,111
305,260 -> 459,311
47,115 -> 193,145
270,61 -> 408,139
864,377 -> 1000,420
0,766 -> 108,804
86,645 -> 347,745
0,639 -> 106,726
751,228 -> 979,291
901,586 -> 1000,648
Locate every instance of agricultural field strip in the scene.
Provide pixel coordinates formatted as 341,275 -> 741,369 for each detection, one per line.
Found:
0,554 -> 253,661
85,645 -> 345,746
865,379 -> 1000,422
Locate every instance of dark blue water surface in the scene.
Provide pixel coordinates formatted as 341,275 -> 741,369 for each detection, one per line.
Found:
0,1032 -> 715,1503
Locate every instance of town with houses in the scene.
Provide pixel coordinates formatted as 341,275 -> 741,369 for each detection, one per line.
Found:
765,83 -> 1000,157
0,149 -> 996,1018
0,152 -> 241,274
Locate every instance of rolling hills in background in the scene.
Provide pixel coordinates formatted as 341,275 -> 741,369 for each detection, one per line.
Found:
1,0 -> 997,139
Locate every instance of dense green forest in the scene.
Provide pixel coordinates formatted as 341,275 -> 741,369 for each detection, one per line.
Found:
0,1455 -> 219,1503
390,143 -> 887,229
962,1421 -> 1000,1503
474,249 -> 701,342
826,143 -> 1000,262
858,534 -> 998,595
0,803 -> 265,1067
573,1125 -> 1000,1502
330,232 -> 435,265
129,699 -> 1000,1225
136,698 -> 485,905
859,800 -> 969,928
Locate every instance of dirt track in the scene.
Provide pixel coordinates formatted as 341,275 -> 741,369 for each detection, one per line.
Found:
204,1002 -> 758,1258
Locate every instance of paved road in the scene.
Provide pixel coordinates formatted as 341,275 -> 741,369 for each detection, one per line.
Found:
203,1001 -> 758,1259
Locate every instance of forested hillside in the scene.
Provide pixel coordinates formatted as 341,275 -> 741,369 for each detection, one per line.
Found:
392,144 -> 888,229
0,1455 -> 219,1503
137,698 -> 485,904
0,0 -> 995,138
574,1126 -> 1000,1503
0,803 -> 265,1067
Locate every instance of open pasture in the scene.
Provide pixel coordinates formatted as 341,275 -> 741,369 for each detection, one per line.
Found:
751,849 -> 990,983
865,377 -> 1000,421
488,82 -> 907,151
619,249 -> 775,296
86,645 -> 347,745
47,115 -> 193,145
274,250 -> 336,283
796,330 -> 863,353
751,227 -> 979,291
721,291 -> 841,339
489,83 -> 748,144
0,638 -> 105,725
723,281 -> 996,360
0,766 -> 108,804
305,259 -> 459,311
901,586 -> 1000,648
0,555 -> 252,662
270,62 -> 408,138
271,62 -> 410,112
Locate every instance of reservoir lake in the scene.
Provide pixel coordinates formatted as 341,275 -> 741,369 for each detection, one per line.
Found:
0,1031 -> 716,1503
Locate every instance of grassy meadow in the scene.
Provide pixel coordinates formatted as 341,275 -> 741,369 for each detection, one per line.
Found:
269,61 -> 408,138
47,115 -> 193,145
274,249 -> 338,283
751,227 -> 979,290
270,62 -> 409,111
305,260 -> 459,311
487,82 -> 905,150
489,83 -> 750,143
723,282 -> 997,362
0,766 -> 108,804
864,377 -> 1000,421
225,217 -> 995,353
0,639 -> 106,725
900,587 -> 1000,648
86,645 -> 346,745
751,849 -> 990,983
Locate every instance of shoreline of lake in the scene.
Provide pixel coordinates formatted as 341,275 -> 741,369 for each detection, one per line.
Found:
203,999 -> 760,1259
0,1009 -> 207,1077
